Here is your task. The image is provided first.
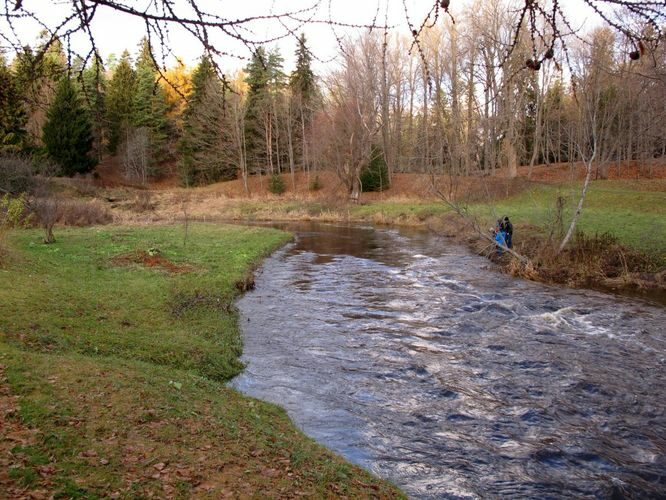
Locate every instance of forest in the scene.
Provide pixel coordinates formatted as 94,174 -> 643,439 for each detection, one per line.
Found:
1,0 -> 664,199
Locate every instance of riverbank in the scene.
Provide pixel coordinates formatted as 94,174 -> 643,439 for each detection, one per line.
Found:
0,224 -> 403,497
48,164 -> 666,297
453,179 -> 666,301
109,175 -> 664,301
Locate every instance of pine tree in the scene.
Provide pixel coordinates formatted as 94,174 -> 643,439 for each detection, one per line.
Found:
0,56 -> 28,152
244,47 -> 271,172
42,77 -> 96,176
105,50 -> 136,154
244,47 -> 287,173
12,35 -> 66,144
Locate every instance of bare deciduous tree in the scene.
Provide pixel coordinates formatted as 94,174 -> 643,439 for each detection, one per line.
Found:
122,127 -> 151,185
317,37 -> 381,203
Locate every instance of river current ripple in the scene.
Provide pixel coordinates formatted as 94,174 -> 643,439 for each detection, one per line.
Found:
231,223 -> 665,498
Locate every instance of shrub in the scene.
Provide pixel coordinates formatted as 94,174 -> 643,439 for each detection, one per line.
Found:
31,197 -> 59,243
68,174 -> 99,197
132,191 -> 154,212
309,174 -> 323,191
268,173 -> 286,195
360,146 -> 389,192
0,154 -> 34,194
0,193 -> 32,228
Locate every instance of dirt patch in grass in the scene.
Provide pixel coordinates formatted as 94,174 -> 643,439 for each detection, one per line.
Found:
111,249 -> 194,274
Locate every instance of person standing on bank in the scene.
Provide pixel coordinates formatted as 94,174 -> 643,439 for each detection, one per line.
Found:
494,219 -> 506,255
502,216 -> 513,249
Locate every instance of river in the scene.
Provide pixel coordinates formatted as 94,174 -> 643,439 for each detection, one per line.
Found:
231,222 -> 665,498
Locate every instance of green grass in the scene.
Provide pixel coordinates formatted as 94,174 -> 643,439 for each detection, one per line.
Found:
0,345 -> 402,498
1,224 -> 289,381
473,180 -> 666,258
0,223 -> 403,497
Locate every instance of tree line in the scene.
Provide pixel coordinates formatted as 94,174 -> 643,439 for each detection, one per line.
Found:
1,0 -> 665,199
0,32 -> 319,190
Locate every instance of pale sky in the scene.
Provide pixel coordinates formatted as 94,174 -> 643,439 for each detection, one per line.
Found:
2,0 -> 602,73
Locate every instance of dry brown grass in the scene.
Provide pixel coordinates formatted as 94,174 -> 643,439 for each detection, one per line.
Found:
517,159 -> 666,183
58,199 -> 114,226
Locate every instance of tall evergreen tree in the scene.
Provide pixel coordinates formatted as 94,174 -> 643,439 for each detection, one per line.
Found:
42,77 -> 96,176
289,34 -> 318,171
289,33 -> 316,103
12,35 -> 66,144
133,39 -> 170,164
244,47 -> 288,173
105,50 -> 136,153
244,47 -> 270,171
0,56 -> 28,152
179,56 -> 230,185
77,57 -> 107,161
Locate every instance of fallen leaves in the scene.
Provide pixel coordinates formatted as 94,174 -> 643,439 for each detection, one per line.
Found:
0,365 -> 55,497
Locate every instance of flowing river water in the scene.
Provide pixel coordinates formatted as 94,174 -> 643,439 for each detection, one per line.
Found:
231,222 -> 665,498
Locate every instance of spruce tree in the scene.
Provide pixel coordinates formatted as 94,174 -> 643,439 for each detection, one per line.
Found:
179,56 -> 229,185
0,57 -> 28,152
42,77 -> 96,176
244,47 -> 271,172
105,50 -> 136,153
133,39 -> 169,163
289,34 -> 318,170
244,47 -> 287,173
12,36 -> 66,145
78,57 -> 107,161
360,146 -> 390,192
289,33 -> 316,103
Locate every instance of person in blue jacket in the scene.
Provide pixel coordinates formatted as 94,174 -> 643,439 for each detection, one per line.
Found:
494,219 -> 506,255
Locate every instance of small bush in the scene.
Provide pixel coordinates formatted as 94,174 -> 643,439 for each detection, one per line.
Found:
268,174 -> 286,195
132,191 -> 155,212
30,197 -> 60,243
1,193 -> 32,228
360,146 -> 390,192
309,174 -> 323,191
0,154 -> 34,194
1,193 -> 32,263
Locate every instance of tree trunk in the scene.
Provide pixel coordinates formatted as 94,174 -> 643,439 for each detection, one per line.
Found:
43,224 -> 55,244
349,172 -> 361,203
558,148 -> 596,253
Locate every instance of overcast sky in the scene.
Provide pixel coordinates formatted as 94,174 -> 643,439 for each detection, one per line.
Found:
2,0 -> 601,73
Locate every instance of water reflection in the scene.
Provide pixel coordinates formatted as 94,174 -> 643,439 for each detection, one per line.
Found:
232,223 -> 666,499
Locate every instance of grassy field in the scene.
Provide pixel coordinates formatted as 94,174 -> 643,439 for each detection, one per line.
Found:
473,180 -> 666,258
0,224 -> 403,498
176,178 -> 665,263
